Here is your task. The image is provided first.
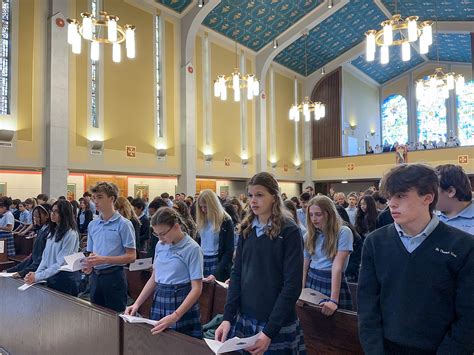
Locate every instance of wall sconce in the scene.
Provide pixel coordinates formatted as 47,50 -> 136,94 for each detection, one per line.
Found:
156,148 -> 167,158
271,162 -> 277,169
0,129 -> 14,142
295,164 -> 301,171
349,123 -> 357,130
89,141 -> 104,151
241,158 -> 249,166
370,129 -> 376,136
204,154 -> 213,162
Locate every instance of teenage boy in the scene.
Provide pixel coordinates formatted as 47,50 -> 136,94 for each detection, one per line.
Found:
296,192 -> 311,228
83,191 -> 97,215
131,197 -> 150,251
435,164 -> 474,235
345,193 -> 358,225
358,164 -> 474,354
82,182 -> 136,312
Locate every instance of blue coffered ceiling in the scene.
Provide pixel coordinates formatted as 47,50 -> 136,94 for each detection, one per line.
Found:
274,0 -> 387,76
202,0 -> 324,52
381,0 -> 474,21
351,47 -> 425,84
156,0 -> 193,13
428,33 -> 472,63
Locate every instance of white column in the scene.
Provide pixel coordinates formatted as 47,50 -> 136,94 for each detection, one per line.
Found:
269,66 -> 276,165
202,33 -> 212,153
42,2 -> 69,198
302,80 -> 313,188
407,71 -> 417,143
239,51 -> 248,161
293,77 -> 300,167
256,92 -> 267,172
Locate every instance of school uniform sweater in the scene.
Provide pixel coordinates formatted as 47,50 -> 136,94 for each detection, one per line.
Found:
358,222 -> 474,354
223,219 -> 303,339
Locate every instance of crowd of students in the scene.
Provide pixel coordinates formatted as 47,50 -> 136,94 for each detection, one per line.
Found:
0,162 -> 473,354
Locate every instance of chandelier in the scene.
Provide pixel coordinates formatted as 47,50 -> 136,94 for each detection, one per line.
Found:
288,33 -> 326,122
365,14 -> 433,64
67,11 -> 136,62
289,96 -> 326,122
213,43 -> 259,102
416,68 -> 465,103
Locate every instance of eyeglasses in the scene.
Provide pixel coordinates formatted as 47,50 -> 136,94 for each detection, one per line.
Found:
153,226 -> 173,239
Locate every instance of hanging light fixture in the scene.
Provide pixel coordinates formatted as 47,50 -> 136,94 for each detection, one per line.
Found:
288,33 -> 326,122
415,0 -> 464,104
67,10 -> 136,62
365,0 -> 432,64
213,42 -> 259,102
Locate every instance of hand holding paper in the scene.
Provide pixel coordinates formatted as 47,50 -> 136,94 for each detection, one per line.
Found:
128,258 -> 152,272
299,287 -> 326,305
205,334 -> 260,354
59,252 -> 86,272
119,314 -> 158,327
18,281 -> 46,291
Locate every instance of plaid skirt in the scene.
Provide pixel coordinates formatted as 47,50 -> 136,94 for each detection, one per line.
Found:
230,313 -> 306,355
203,254 -> 219,277
0,232 -> 15,256
150,282 -> 203,339
305,268 -> 353,310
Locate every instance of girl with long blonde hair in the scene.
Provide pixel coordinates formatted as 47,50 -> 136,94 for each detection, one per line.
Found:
196,190 -> 234,282
303,195 -> 354,314
215,172 -> 306,354
115,196 -> 141,253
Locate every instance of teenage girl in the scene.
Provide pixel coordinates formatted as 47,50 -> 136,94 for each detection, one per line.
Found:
303,196 -> 354,314
125,207 -> 203,338
354,195 -> 378,237
24,199 -> 80,296
196,190 -> 234,282
215,172 -> 306,354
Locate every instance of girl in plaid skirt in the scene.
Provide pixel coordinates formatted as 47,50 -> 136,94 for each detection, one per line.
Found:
125,207 -> 203,339
216,172 -> 306,354
303,196 -> 354,314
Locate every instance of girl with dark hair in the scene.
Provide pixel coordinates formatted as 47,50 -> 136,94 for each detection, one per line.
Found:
7,204 -> 51,278
303,196 -> 354,313
125,207 -> 203,339
284,199 -> 307,235
24,199 -> 80,296
77,199 -> 93,234
216,172 -> 306,354
355,195 -> 378,237
173,200 -> 197,239
0,197 -> 15,257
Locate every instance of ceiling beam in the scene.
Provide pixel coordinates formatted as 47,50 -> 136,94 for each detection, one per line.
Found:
436,21 -> 474,33
256,0 -> 350,92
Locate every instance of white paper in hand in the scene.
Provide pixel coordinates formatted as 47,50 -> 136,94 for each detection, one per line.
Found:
128,258 -> 153,272
299,288 -> 325,305
215,280 -> 229,289
18,281 -> 46,291
119,314 -> 158,327
205,334 -> 260,354
59,252 -> 86,272
0,272 -> 16,278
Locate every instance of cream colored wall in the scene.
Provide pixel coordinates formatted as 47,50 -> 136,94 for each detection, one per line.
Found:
0,172 -> 42,200
215,180 -> 247,197
0,0 -> 46,169
69,2 -> 180,175
279,182 -> 302,198
265,69 -> 305,181
67,174 -> 85,198
312,146 -> 474,181
342,69 -> 380,155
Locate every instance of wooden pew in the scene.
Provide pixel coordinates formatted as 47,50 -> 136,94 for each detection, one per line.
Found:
211,283 -> 228,318
199,281 -> 215,324
0,277 -> 120,355
126,268 -> 153,318
296,303 -> 363,354
0,238 -> 14,271
10,234 -> 35,263
121,319 -> 214,355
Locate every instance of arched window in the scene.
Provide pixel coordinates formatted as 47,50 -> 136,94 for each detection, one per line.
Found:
0,0 -> 12,115
457,81 -> 474,146
417,94 -> 447,142
381,95 -> 408,145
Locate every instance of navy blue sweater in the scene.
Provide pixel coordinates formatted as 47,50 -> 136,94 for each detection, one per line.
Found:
358,222 -> 474,354
223,218 -> 303,339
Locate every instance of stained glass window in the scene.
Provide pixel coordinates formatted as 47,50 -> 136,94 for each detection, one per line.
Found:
381,95 -> 408,145
90,0 -> 99,128
155,15 -> 163,138
456,81 -> 474,146
0,0 -> 11,115
417,94 -> 447,142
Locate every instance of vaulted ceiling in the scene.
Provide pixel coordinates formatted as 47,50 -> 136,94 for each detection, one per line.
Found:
157,0 -> 473,84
